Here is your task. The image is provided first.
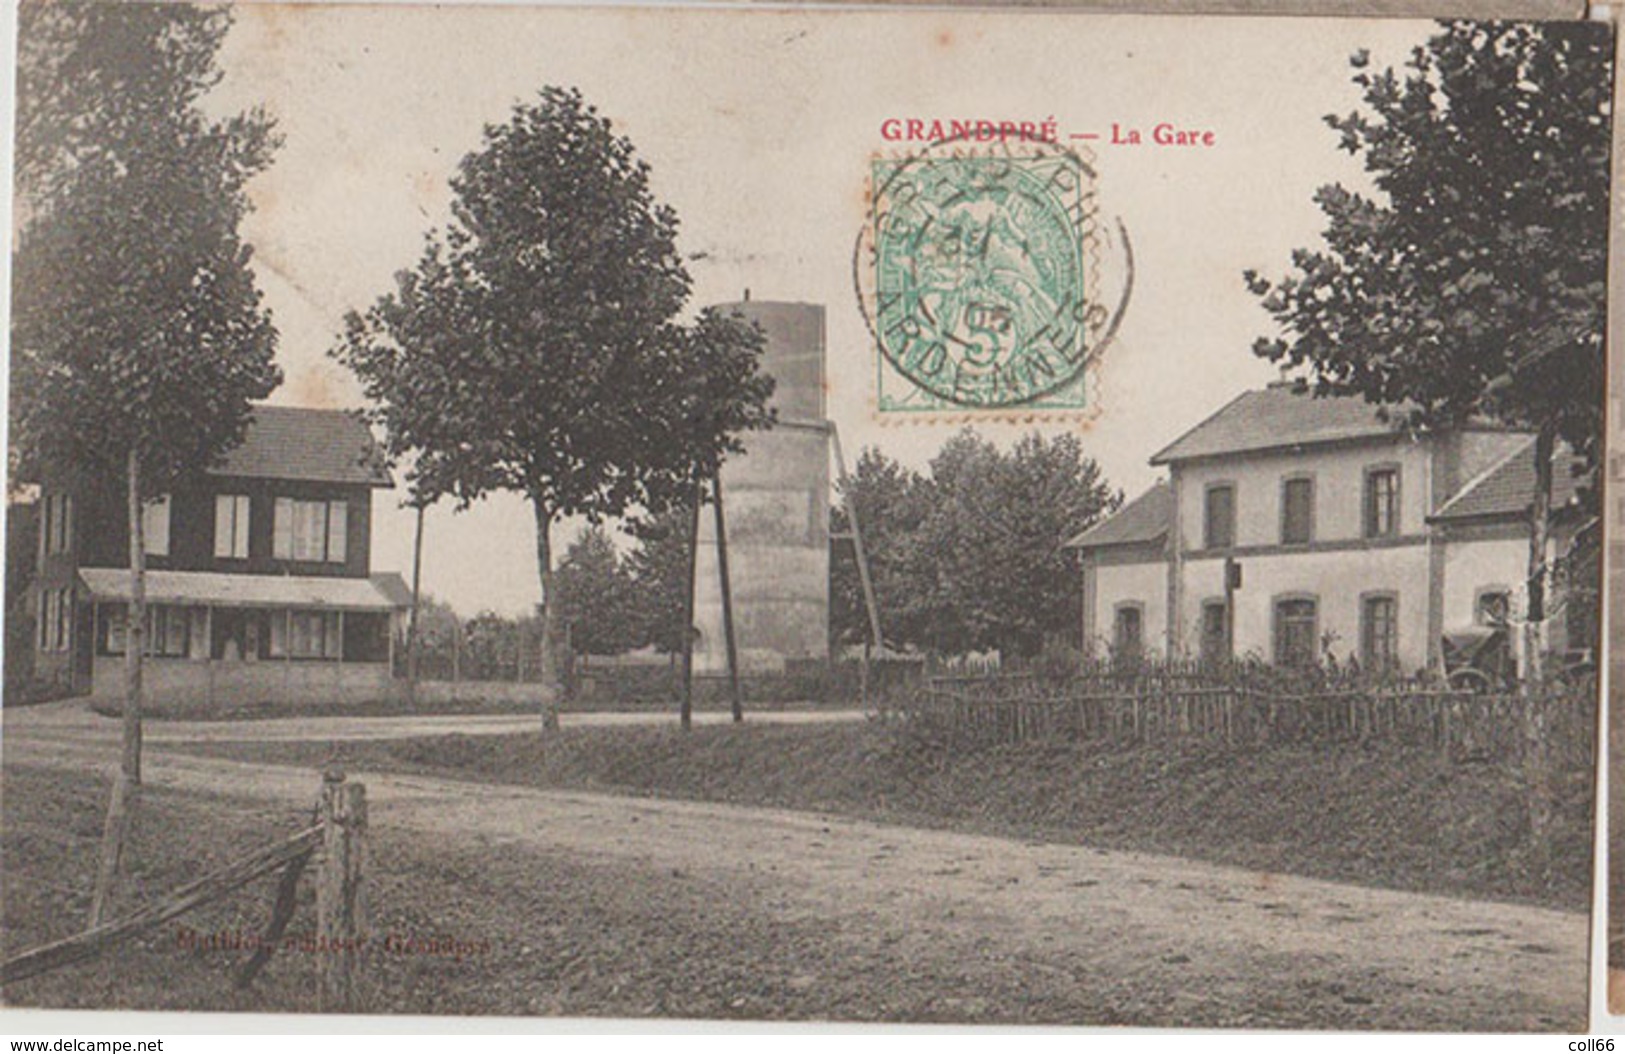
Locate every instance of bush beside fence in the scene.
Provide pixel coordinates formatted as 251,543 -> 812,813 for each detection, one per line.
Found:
561,656 -> 924,709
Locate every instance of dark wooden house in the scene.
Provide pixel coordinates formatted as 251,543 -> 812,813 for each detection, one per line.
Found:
32,406 -> 411,706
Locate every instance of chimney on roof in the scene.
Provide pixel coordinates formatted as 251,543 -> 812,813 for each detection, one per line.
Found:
1267,365 -> 1307,391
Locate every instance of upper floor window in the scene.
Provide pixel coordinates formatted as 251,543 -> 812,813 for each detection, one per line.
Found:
1273,597 -> 1318,668
1363,466 -> 1399,539
142,495 -> 171,557
1280,476 -> 1314,545
215,495 -> 251,559
1360,594 -> 1398,671
41,493 -> 73,557
273,498 -> 347,563
1203,483 -> 1235,549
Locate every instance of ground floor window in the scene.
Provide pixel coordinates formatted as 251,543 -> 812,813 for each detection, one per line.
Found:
1360,594 -> 1398,671
1273,597 -> 1318,668
269,609 -> 343,660
1199,600 -> 1227,665
1114,603 -> 1144,658
1475,588 -> 1511,627
102,604 -> 194,658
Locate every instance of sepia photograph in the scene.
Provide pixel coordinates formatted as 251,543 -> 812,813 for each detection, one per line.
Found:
0,1 -> 1613,1033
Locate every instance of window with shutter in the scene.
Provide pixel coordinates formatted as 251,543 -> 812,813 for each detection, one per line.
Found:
327,501 -> 348,564
1281,477 -> 1313,544
273,498 -> 347,563
215,495 -> 251,559
1204,484 -> 1235,549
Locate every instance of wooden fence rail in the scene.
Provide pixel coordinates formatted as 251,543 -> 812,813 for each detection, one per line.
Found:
903,680 -> 1588,762
1,824 -> 323,985
2,770 -> 369,1012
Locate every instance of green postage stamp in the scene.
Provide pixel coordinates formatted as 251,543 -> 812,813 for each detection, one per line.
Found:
861,137 -> 1113,416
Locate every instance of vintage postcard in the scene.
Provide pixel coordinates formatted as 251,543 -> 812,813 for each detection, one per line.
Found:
1,1 -> 1613,1033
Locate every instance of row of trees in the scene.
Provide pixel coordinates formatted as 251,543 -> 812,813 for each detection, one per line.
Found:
545,428 -> 1121,663
830,431 -> 1118,659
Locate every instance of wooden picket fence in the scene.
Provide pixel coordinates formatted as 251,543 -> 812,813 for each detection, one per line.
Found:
905,674 -> 1594,764
2,768 -> 368,1012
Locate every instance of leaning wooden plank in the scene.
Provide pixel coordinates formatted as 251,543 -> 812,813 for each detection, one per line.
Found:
2,825 -> 324,986
234,848 -> 315,990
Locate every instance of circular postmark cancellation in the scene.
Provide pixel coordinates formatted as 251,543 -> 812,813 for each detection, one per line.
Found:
854,132 -> 1132,416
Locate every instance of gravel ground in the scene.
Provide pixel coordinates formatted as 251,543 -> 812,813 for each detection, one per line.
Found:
1,728 -> 1590,1030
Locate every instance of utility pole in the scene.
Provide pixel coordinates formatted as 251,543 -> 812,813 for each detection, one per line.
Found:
679,480 -> 704,731
1224,556 -> 1240,662
828,422 -> 883,709
712,474 -> 743,723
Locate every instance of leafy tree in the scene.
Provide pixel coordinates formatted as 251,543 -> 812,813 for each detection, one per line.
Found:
334,87 -> 773,728
1243,21 -> 1610,873
1243,21 -> 1611,682
924,431 -> 1119,658
554,524 -> 640,657
4,499 -> 40,697
622,503 -> 697,655
10,1 -> 281,919
833,431 -> 1119,659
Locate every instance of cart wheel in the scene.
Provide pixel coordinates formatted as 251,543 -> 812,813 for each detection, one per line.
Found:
1447,668 -> 1492,694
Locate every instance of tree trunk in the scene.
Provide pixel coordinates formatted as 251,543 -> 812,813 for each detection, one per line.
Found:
406,501 -> 425,704
90,448 -> 147,926
531,496 -> 561,732
123,447 -> 146,780
1522,421 -> 1557,885
1523,423 -> 1555,686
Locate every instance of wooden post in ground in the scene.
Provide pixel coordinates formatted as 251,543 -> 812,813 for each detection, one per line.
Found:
679,480 -> 703,731
317,767 -> 367,1014
829,422 -> 884,710
710,474 -> 743,724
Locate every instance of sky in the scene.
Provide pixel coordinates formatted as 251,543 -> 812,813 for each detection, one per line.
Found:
204,3 -> 1435,617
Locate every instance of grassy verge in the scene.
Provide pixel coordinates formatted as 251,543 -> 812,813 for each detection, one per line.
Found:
1,763 -> 1168,1023
85,694 -> 848,722
170,720 -> 1591,912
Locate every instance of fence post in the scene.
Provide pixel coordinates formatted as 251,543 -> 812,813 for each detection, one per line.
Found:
317,767 -> 367,1014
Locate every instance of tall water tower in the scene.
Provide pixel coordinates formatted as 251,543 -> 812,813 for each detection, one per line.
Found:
692,300 -> 829,673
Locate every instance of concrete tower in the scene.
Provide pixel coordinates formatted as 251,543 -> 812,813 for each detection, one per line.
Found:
693,300 -> 829,673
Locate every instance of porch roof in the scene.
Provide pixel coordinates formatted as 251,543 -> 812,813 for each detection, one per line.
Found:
78,568 -> 410,612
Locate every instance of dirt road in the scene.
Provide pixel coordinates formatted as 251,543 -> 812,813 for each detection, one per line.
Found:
3,710 -> 1588,1029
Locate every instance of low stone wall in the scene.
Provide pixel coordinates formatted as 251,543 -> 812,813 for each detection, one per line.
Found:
408,680 -> 554,706
92,657 -> 393,707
